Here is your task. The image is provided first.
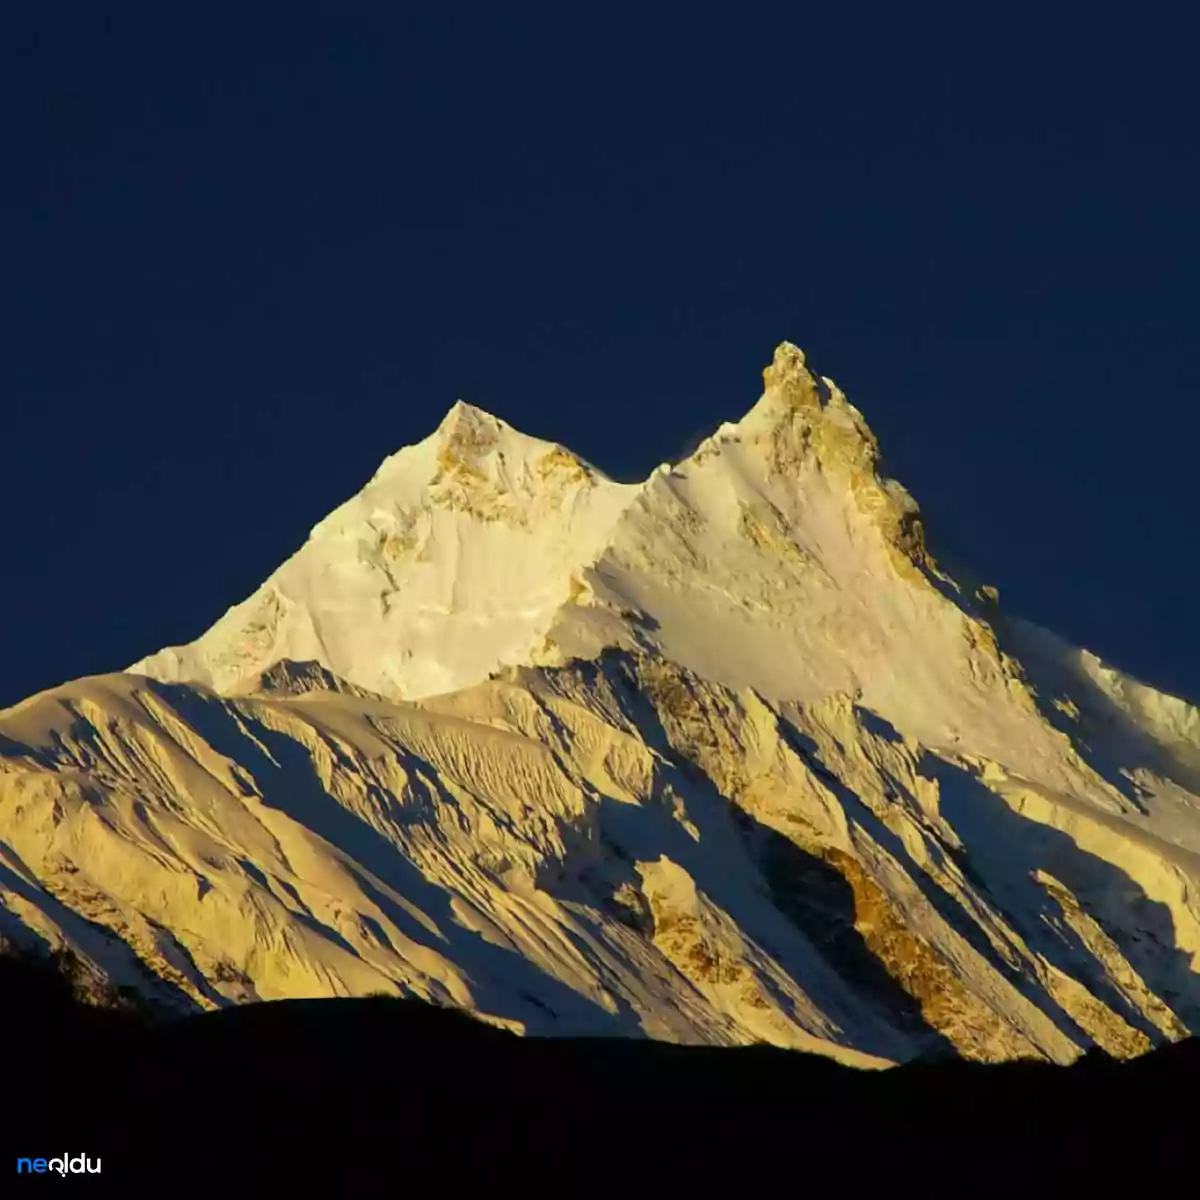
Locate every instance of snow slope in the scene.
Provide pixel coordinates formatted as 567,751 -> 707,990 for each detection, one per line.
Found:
3,342 -> 1199,1065
130,400 -> 639,700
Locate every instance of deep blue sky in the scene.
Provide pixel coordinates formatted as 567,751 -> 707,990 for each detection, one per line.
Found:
5,7 -> 1198,708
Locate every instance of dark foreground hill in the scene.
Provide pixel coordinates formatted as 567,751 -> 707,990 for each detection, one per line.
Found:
2,945 -> 1193,1191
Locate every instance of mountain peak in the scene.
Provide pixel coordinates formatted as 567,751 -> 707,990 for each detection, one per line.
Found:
761,340 -> 823,411
128,342 -> 948,704
432,400 -> 511,465
437,398 -> 505,435
739,343 -> 881,481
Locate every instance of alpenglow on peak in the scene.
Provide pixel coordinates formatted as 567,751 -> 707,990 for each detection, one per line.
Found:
125,342 -> 971,705
5,338 -> 1196,1069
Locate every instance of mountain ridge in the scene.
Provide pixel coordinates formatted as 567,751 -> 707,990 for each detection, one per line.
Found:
3,341 -> 1198,1070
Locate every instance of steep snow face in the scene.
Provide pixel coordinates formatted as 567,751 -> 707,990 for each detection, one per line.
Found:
0,668 -> 903,1063
130,402 -> 640,700
2,656 -> 1196,1064
548,346 -> 1152,829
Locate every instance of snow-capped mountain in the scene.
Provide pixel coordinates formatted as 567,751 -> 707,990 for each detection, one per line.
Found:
129,398 -> 640,702
3,343 -> 1198,1065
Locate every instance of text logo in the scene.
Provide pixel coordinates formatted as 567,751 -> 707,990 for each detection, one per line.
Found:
16,1154 -> 102,1176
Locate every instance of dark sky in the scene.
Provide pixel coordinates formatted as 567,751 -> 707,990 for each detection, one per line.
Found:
5,8 -> 1198,709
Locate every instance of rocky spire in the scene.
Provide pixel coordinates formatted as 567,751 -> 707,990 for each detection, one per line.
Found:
761,341 -> 824,412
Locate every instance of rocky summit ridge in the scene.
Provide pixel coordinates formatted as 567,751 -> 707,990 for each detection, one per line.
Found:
2,342 -> 1199,1067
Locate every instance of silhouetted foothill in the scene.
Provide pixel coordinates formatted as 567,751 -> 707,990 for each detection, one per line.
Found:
3,950 -> 1193,1187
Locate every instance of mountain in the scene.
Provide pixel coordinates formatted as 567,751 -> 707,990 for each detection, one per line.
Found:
2,342 -> 1198,1067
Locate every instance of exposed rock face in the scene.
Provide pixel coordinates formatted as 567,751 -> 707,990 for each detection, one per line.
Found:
3,342 -> 1198,1065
